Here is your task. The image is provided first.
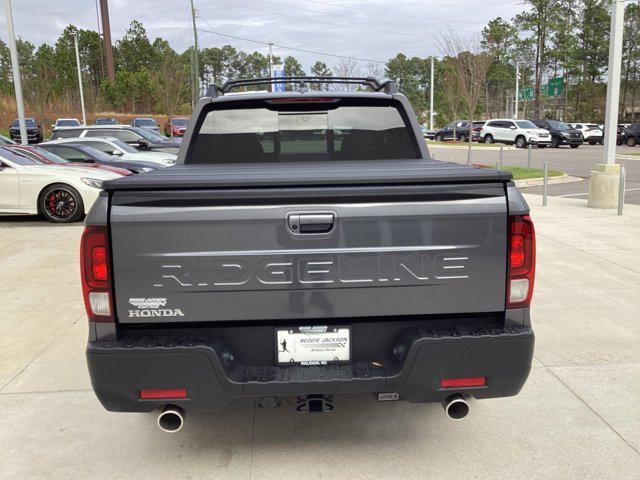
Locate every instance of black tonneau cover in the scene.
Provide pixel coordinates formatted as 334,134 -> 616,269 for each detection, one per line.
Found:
103,159 -> 512,191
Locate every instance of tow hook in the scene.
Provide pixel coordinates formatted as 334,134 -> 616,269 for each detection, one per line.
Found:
297,394 -> 334,413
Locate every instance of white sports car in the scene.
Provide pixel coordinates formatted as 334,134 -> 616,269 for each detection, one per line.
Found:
0,146 -> 123,223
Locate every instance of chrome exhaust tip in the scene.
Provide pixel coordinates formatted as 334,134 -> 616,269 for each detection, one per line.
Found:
442,394 -> 469,421
157,405 -> 185,433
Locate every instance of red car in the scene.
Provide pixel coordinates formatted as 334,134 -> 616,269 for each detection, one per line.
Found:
6,145 -> 131,176
164,117 -> 188,137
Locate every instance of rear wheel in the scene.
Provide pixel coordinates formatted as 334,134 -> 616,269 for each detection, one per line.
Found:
39,184 -> 84,223
626,136 -> 637,147
458,133 -> 468,142
551,136 -> 560,148
515,136 -> 527,148
434,134 -> 443,142
484,134 -> 494,144
570,144 -> 580,149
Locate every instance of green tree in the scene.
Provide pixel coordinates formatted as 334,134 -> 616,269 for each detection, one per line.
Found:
515,0 -> 565,116
385,54 -> 431,114
115,20 -> 155,73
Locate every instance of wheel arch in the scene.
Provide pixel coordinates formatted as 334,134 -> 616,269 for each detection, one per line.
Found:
36,181 -> 86,216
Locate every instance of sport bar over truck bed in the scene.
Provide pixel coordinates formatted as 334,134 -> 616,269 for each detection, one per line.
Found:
83,77 -> 535,431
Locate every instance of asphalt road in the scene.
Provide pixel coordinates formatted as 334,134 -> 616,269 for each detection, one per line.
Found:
428,143 -> 640,204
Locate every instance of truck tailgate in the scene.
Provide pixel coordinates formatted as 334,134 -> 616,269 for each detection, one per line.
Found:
109,182 -> 508,324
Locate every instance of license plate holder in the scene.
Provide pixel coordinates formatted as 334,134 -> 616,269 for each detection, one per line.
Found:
275,326 -> 351,366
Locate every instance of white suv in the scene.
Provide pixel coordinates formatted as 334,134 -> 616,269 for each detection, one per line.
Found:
569,123 -> 603,145
481,119 -> 551,148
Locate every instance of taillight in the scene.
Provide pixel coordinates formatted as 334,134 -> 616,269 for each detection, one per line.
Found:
507,215 -> 536,308
80,225 -> 114,322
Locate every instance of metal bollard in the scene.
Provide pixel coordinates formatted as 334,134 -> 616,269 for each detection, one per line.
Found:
543,161 -> 548,206
527,144 -> 532,169
466,144 -> 472,166
618,165 -> 626,215
499,146 -> 503,169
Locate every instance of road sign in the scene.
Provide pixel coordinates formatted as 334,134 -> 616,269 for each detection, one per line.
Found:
272,64 -> 285,92
548,77 -> 563,97
519,87 -> 534,101
542,77 -> 563,97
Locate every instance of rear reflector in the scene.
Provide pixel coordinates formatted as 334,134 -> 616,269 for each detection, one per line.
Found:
440,377 -> 486,388
140,388 -> 188,400
507,215 -> 536,308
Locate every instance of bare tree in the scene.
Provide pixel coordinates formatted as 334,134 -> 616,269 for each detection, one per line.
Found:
365,62 -> 384,80
332,58 -> 359,91
438,28 -> 493,142
157,53 -> 188,118
441,61 -> 464,136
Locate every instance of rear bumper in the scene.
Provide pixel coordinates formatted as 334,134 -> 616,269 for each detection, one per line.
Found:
87,322 -> 534,412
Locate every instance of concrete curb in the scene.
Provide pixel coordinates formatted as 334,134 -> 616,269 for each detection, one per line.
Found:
615,154 -> 640,161
426,143 -> 517,151
514,173 -> 583,187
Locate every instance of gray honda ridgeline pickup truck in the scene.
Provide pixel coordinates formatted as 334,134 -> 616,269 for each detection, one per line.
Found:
82,77 -> 535,432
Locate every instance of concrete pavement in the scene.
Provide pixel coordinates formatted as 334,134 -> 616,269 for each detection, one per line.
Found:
1,195 -> 639,479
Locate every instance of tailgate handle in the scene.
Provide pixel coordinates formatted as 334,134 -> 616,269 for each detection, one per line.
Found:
287,213 -> 335,235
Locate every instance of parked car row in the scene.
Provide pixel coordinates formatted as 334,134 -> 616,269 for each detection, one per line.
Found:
8,116 -> 190,144
1,119 -> 183,223
431,118 -> 585,148
49,125 -> 180,155
0,146 -> 123,223
428,117 -> 640,149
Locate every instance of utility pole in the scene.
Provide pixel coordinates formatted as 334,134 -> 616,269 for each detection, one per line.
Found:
429,56 -> 434,131
4,0 -> 27,145
268,42 -> 274,77
99,0 -> 115,82
190,0 -> 200,104
72,33 -> 87,125
515,62 -> 520,119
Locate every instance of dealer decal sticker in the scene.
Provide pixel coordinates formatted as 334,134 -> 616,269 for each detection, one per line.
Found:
127,297 -> 185,318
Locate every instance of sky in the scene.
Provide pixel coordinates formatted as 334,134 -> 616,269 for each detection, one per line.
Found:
0,0 -> 522,71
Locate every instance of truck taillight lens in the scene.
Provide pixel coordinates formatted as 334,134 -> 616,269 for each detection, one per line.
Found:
507,215 -> 536,308
80,225 -> 114,322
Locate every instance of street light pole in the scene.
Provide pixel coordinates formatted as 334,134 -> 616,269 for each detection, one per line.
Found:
602,0 -> 625,165
268,42 -> 273,76
72,33 -> 87,126
4,0 -> 27,145
515,62 -> 520,119
588,0 -> 627,209
429,56 -> 434,131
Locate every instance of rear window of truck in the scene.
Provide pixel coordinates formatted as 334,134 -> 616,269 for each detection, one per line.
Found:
188,98 -> 419,163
